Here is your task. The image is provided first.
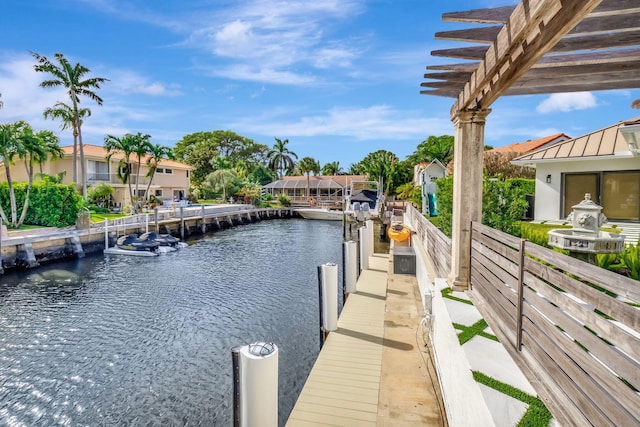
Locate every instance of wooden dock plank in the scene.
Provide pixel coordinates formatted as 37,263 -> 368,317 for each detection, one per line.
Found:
287,255 -> 389,426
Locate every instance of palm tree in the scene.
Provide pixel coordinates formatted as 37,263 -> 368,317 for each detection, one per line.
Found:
0,92 -> 3,110
322,161 -> 343,176
143,144 -> 174,203
297,156 -> 320,203
18,130 -> 62,226
32,51 -> 108,199
267,137 -> 298,179
129,132 -> 152,201
43,101 -> 91,185
104,133 -> 137,212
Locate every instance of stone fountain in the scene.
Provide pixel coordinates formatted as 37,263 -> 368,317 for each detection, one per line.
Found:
548,193 -> 625,264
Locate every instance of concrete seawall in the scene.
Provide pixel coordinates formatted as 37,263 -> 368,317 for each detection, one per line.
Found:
1,206 -> 294,274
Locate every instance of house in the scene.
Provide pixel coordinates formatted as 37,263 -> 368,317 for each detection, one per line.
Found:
488,133 -> 571,154
512,118 -> 640,222
262,175 -> 368,207
413,160 -> 447,216
0,144 -> 193,208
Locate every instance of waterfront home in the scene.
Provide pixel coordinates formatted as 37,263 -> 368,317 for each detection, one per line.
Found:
262,175 -> 368,207
0,143 -> 193,208
512,118 -> 640,222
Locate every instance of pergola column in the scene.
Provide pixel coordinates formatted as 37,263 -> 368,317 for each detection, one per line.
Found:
448,108 -> 490,290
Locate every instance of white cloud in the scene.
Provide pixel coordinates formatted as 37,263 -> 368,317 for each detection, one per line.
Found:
230,105 -> 451,140
536,92 -> 597,114
108,70 -> 182,96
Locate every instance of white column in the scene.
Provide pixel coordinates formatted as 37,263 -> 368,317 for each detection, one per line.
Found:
449,108 -> 490,290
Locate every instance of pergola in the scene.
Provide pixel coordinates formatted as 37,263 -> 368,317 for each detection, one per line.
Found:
421,0 -> 640,290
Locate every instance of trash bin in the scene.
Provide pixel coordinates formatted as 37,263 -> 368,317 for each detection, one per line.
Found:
393,246 -> 416,275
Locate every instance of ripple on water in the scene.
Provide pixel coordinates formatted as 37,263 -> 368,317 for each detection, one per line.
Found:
0,219 -> 343,426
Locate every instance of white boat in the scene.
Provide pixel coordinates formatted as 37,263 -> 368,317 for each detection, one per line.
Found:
296,207 -> 344,221
344,180 -> 384,221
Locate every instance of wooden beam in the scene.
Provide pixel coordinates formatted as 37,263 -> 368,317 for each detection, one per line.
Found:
421,81 -> 465,91
419,89 -> 460,98
426,62 -> 480,72
504,79 -> 640,96
572,11 -> 640,35
535,47 -> 640,68
435,26 -> 501,44
423,71 -> 473,82
442,5 -> 514,24
451,0 -> 604,115
431,46 -> 488,60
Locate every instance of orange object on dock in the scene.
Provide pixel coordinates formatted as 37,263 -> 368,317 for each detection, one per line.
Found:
387,222 -> 411,242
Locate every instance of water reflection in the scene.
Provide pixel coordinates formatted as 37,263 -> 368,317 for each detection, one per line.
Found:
0,219 -> 343,426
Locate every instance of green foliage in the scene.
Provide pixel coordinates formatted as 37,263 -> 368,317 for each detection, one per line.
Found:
435,176 -> 530,237
250,164 -> 276,185
277,194 -> 291,207
619,245 -> 640,280
87,182 -> 114,206
0,181 -> 82,227
506,178 -> 535,194
353,150 -> 412,195
406,135 -> 454,166
395,182 -> 422,206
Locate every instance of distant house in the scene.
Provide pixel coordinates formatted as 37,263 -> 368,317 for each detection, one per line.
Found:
488,133 -> 571,154
512,118 -> 639,222
413,160 -> 447,216
263,175 -> 368,207
0,144 -> 193,208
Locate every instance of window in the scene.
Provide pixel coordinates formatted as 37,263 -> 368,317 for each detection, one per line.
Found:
164,168 -> 173,175
156,168 -> 164,174
186,170 -> 189,178
155,189 -> 163,197
88,160 -> 109,181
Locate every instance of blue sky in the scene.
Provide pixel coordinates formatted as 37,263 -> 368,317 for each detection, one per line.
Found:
1,0 -> 639,169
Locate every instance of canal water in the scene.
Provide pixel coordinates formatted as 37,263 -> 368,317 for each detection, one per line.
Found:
0,219 -> 344,426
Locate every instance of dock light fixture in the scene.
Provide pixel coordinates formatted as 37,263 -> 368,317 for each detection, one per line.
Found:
619,123 -> 640,154
546,174 -> 552,184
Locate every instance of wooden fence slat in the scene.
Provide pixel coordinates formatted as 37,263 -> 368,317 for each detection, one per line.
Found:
472,238 -> 521,279
524,268 -> 640,363
523,286 -> 640,396
472,221 -> 523,248
526,244 -> 640,302
521,314 -> 638,426
524,257 -> 640,332
469,289 -> 592,427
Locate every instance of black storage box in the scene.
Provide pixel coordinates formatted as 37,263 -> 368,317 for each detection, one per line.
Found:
393,246 -> 416,275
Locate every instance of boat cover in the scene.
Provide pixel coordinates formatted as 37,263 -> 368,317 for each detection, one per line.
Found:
350,189 -> 378,208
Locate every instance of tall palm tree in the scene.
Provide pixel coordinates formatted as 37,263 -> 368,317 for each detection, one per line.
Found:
104,133 -> 137,212
43,101 -> 91,185
32,51 -> 108,199
143,144 -> 174,203
267,137 -> 298,180
18,130 -> 62,226
322,161 -> 343,176
129,132 -> 152,201
297,156 -> 320,203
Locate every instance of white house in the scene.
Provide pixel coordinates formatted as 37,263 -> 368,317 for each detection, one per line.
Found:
512,118 -> 640,222
414,159 -> 447,215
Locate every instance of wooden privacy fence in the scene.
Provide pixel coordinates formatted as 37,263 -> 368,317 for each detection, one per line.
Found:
407,205 -> 451,278
468,221 -> 640,427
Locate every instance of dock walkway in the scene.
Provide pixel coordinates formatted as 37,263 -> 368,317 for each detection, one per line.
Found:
287,253 -> 445,426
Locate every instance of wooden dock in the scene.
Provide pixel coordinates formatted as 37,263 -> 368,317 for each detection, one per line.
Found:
287,255 -> 389,426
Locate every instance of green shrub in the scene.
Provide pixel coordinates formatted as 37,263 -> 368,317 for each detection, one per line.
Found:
619,245 -> 640,280
277,194 -> 291,207
0,181 -> 82,227
87,183 -> 114,207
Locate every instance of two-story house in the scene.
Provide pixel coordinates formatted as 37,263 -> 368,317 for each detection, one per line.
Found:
0,144 -> 193,208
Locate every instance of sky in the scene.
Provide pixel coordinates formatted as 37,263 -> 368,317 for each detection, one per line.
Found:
1,0 -> 639,169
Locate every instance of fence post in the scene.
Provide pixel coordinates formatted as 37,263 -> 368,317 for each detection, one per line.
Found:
467,220 -> 474,290
516,239 -> 526,351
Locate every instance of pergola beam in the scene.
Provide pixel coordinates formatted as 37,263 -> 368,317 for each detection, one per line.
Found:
451,0 -> 604,116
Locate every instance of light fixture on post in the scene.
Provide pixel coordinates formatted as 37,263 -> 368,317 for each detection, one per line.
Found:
546,174 -> 552,184
619,122 -> 640,154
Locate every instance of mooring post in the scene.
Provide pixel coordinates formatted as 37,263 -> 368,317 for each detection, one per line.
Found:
232,342 -> 279,427
317,263 -> 338,348
154,207 -> 159,232
180,207 -> 185,239
104,218 -> 109,249
0,218 -> 4,275
201,205 -> 206,234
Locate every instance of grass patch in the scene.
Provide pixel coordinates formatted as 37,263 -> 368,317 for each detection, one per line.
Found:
90,213 -> 129,223
453,319 -> 498,345
441,287 -> 474,305
472,371 -> 553,427
5,224 -> 48,232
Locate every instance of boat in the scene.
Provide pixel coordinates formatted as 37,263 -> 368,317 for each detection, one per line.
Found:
344,180 -> 384,221
138,231 -> 187,250
296,207 -> 344,221
115,233 -> 160,252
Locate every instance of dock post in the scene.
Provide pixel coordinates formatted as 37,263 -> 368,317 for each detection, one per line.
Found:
201,205 -> 206,234
232,342 -> 278,427
104,218 -> 109,249
343,241 -> 358,302
145,213 -> 149,233
0,218 -> 4,274
317,263 -> 338,348
180,207 -> 185,239
154,208 -> 159,232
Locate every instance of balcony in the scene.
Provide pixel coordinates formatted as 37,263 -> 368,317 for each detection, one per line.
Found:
87,173 -> 150,186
